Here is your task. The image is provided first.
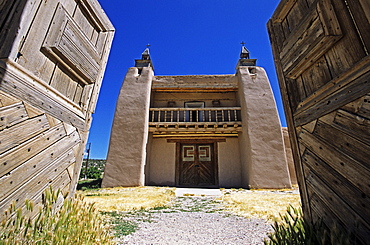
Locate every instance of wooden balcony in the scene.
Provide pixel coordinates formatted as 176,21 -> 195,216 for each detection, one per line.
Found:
149,107 -> 242,133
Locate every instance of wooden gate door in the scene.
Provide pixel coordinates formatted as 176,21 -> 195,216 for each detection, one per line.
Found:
178,143 -> 217,187
268,0 -> 370,243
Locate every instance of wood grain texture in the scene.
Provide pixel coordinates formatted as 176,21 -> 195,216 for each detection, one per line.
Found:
0,130 -> 80,200
0,102 -> 28,130
0,150 -> 75,220
0,114 -> 49,154
0,0 -> 113,223
0,123 -> 67,177
269,0 -> 370,243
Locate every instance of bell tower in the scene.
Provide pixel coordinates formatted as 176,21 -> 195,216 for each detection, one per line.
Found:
102,47 -> 154,187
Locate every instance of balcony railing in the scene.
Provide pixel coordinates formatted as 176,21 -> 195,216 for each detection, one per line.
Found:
149,107 -> 241,123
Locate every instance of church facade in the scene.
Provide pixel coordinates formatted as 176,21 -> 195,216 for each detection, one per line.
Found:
102,47 -> 293,189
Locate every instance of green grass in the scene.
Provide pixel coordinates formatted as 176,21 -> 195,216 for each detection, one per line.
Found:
77,178 -> 102,190
103,212 -> 138,237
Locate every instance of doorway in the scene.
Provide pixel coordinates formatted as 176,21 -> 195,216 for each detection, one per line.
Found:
177,142 -> 218,187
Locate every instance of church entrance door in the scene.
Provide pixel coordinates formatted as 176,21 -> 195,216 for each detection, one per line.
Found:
178,143 -> 217,187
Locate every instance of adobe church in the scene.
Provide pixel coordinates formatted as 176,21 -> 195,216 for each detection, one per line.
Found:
102,46 -> 294,189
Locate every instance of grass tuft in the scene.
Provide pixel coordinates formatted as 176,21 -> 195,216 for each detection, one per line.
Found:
264,205 -> 354,245
0,186 -> 113,245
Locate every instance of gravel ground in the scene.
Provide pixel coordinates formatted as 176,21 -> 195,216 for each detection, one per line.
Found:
116,196 -> 273,245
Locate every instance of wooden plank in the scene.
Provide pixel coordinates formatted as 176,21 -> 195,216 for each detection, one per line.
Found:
359,0 -> 370,23
0,0 -> 39,60
49,65 -> 74,96
286,0 -> 309,33
282,0 -> 343,79
23,102 -> 44,118
0,90 -> 21,107
0,60 -> 86,130
73,5 -> 95,42
63,122 -> 77,135
95,32 -> 108,56
300,56 -> 332,97
316,0 -> 342,36
0,150 -> 75,220
301,119 -> 317,133
272,0 -> 298,22
324,0 -> 367,78
42,3 -> 101,84
294,60 -> 370,126
68,129 -> 86,196
0,130 -> 80,200
268,17 -> 312,218
280,8 -> 320,61
306,170 -> 370,242
0,102 -> 28,130
298,128 -> 370,196
0,123 -> 67,177
333,109 -> 370,145
65,78 -> 78,101
358,94 -> 370,119
285,77 -> 304,111
73,82 -> 84,105
345,0 -> 370,54
78,0 -> 115,31
45,114 -> 62,128
341,94 -> 370,120
16,0 -> 76,83
302,149 -> 370,224
80,84 -> 94,114
0,1 -> 15,29
314,120 -> 370,166
0,114 -> 49,154
305,0 -> 316,7
308,191 -> 353,238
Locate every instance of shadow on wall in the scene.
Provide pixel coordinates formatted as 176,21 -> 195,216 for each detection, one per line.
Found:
0,0 -> 28,89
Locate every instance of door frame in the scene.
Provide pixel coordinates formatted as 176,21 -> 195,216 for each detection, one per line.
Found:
170,138 -> 223,187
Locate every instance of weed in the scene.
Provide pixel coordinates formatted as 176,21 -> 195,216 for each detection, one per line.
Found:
103,212 -> 138,237
0,186 -> 113,245
264,205 -> 354,245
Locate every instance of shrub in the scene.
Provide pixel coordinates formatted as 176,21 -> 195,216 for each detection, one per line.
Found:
0,187 -> 114,245
264,205 -> 353,245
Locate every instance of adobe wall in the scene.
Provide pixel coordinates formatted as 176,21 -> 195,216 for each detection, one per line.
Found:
146,138 -> 176,186
237,66 -> 291,188
282,127 -> 297,185
102,67 -> 153,187
218,138 -> 242,188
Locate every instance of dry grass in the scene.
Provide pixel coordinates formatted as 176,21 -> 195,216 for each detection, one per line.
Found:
223,190 -> 301,222
79,186 -> 300,222
78,186 -> 175,212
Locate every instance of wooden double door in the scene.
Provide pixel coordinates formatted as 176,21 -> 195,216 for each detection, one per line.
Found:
177,143 -> 217,187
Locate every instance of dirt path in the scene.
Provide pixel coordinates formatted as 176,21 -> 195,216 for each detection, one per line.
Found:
114,196 -> 272,245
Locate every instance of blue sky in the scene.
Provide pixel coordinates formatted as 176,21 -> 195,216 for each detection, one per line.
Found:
88,0 -> 284,159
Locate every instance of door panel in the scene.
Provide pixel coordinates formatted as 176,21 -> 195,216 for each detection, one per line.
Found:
268,0 -> 370,243
179,143 -> 216,186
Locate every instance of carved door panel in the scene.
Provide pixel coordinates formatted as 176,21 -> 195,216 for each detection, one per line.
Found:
268,0 -> 370,243
179,144 -> 216,187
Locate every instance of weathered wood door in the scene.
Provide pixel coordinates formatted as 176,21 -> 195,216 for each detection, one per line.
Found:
0,0 -> 114,221
268,0 -> 370,243
179,143 -> 217,187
